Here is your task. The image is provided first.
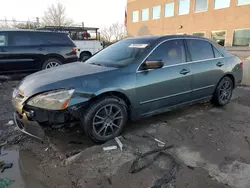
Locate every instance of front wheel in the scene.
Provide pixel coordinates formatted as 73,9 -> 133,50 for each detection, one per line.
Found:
42,58 -> 62,70
81,97 -> 128,143
212,76 -> 233,106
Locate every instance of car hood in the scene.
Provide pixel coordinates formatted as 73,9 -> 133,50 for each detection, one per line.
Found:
17,62 -> 116,97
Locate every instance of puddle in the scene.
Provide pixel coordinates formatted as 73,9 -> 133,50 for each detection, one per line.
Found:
0,149 -> 46,188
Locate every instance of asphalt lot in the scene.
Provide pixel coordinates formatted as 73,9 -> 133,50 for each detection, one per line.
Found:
0,62 -> 250,188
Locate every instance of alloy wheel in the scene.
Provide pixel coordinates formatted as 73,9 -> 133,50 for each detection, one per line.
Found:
92,104 -> 123,138
219,80 -> 232,103
45,62 -> 60,69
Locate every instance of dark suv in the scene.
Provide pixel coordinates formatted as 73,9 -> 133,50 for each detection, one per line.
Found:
0,30 -> 78,74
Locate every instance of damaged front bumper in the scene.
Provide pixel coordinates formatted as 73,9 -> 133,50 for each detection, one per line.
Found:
12,100 -> 82,141
14,112 -> 45,141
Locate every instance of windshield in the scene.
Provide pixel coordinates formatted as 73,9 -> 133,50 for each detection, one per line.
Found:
86,39 -> 152,68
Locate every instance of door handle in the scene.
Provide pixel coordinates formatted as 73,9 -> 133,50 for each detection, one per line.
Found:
216,62 -> 224,67
180,69 -> 190,75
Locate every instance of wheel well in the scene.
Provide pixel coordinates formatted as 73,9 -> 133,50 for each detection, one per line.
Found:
45,54 -> 65,63
95,91 -> 131,107
80,51 -> 92,57
90,91 -> 132,117
224,74 -> 235,88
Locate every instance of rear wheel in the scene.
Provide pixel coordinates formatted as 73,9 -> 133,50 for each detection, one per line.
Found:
80,52 -> 91,62
42,58 -> 62,70
81,97 -> 128,143
212,76 -> 233,106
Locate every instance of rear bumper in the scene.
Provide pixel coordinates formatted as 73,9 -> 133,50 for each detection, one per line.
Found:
64,56 -> 78,64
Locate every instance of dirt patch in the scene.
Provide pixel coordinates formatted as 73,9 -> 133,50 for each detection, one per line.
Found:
1,80 -> 250,188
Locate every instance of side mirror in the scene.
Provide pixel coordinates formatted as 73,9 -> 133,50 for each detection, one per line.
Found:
144,60 -> 164,70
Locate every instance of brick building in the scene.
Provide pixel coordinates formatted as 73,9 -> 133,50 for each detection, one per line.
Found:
127,0 -> 250,47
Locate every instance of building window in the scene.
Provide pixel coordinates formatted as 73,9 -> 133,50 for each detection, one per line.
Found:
179,0 -> 190,15
233,29 -> 250,46
132,11 -> 139,22
237,0 -> 250,5
214,0 -> 231,9
211,31 -> 226,46
195,0 -> 208,12
193,32 -> 205,37
153,5 -> 161,19
165,2 -> 175,17
142,8 -> 149,21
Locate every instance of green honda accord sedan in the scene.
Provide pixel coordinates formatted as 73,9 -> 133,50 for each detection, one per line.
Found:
12,35 -> 243,143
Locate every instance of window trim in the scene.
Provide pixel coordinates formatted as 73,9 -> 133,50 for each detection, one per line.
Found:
152,5 -> 161,20
165,2 -> 175,17
237,0 -> 250,6
136,37 -> 224,73
211,30 -> 227,46
194,0 -> 208,13
132,10 -> 139,23
232,28 -> 250,46
178,0 -> 190,15
212,44 -> 223,57
214,0 -> 231,10
141,8 -> 149,21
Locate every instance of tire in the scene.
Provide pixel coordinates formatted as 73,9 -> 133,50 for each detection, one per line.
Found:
80,52 -> 91,62
212,76 -> 233,106
80,97 -> 128,143
42,58 -> 62,70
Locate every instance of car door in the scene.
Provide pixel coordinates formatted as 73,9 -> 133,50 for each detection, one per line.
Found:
185,39 -> 225,99
136,39 -> 193,116
6,31 -> 45,73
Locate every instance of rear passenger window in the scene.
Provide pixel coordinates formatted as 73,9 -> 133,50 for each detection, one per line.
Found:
186,39 -> 214,61
0,33 -> 7,46
212,46 -> 222,58
148,39 -> 186,66
11,32 -> 43,46
40,33 -> 73,46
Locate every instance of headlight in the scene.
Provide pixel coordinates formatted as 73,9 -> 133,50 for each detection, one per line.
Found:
27,89 -> 74,110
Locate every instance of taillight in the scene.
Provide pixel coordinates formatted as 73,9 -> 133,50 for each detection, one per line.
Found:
240,62 -> 243,67
72,47 -> 77,54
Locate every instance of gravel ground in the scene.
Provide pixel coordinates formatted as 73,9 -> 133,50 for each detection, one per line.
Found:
1,80 -> 250,188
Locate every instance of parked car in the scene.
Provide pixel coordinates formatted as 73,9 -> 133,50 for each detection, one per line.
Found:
12,35 -> 243,143
38,26 -> 104,62
0,30 -> 78,74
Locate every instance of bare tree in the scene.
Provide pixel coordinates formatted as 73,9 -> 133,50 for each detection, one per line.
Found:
0,17 -> 10,28
100,22 -> 127,42
111,22 -> 127,41
100,27 -> 113,42
42,3 -> 73,26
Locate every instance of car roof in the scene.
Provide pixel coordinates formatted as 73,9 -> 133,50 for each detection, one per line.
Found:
129,34 -> 208,41
0,29 -> 59,34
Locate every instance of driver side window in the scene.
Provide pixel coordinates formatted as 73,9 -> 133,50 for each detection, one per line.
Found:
147,39 -> 186,66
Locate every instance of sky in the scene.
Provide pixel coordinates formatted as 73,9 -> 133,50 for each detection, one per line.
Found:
0,0 -> 127,29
